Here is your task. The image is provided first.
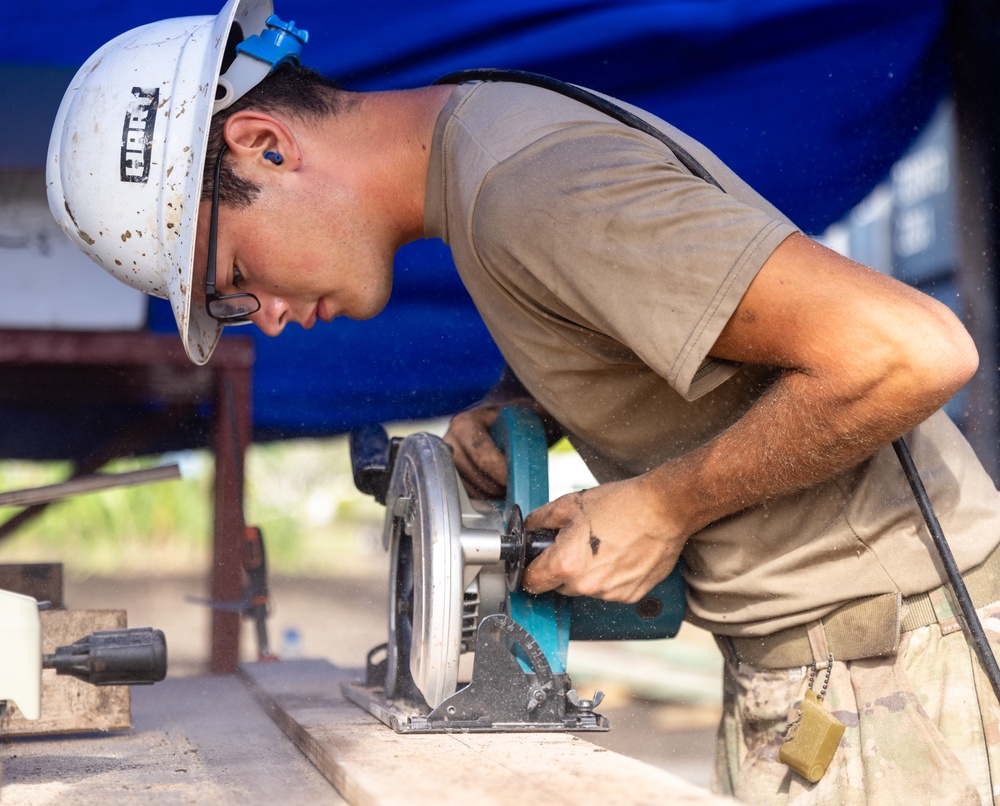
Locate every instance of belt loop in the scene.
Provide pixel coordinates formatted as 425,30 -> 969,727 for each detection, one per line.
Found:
715,634 -> 742,667
806,620 -> 831,668
929,586 -> 963,635
714,634 -> 745,676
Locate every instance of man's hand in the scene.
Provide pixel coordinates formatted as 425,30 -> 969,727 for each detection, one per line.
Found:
443,405 -> 508,499
521,475 -> 683,602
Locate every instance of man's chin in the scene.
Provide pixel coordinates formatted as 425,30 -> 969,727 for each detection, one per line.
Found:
348,289 -> 392,321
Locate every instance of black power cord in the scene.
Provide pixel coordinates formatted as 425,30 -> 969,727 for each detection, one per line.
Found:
433,68 -> 724,190
893,437 -> 1000,703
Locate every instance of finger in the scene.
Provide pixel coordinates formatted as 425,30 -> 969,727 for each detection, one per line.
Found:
521,548 -> 564,595
466,439 -> 508,489
457,463 -> 506,500
443,407 -> 500,447
524,492 -> 583,531
449,439 -> 507,499
524,554 -> 611,600
444,410 -> 509,499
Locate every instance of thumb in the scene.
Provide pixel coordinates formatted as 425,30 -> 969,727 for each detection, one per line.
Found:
524,492 -> 580,531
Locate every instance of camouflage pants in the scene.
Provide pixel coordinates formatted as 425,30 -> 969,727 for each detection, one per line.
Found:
714,599 -> 1000,804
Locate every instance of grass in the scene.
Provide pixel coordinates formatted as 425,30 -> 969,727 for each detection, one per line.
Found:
0,421 -> 594,579
0,435 -> 386,577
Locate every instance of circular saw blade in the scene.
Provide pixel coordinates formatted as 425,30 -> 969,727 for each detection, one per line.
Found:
383,433 -> 466,709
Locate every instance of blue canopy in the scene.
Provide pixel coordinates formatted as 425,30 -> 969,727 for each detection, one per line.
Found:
5,0 -> 949,444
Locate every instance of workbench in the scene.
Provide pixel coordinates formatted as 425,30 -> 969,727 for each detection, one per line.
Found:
0,660 -> 735,805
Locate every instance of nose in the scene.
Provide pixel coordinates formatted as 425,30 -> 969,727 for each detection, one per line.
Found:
250,295 -> 291,337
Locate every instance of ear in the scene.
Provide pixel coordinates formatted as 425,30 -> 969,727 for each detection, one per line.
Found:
222,111 -> 301,169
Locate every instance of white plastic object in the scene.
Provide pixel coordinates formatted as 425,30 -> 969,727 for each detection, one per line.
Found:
0,589 -> 42,720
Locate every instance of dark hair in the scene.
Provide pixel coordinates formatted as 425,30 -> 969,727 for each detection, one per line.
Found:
201,64 -> 347,207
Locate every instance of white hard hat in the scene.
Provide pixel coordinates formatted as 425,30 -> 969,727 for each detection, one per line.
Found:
46,0 -> 308,365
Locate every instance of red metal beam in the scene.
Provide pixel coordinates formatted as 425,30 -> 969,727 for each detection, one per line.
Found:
0,329 -> 254,369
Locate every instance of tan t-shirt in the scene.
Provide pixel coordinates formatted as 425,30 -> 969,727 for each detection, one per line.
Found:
424,81 -> 1000,637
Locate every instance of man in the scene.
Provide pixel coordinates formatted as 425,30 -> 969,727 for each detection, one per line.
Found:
47,1 -> 1000,802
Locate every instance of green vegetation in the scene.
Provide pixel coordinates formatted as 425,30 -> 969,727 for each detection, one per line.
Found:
0,422 -> 592,578
0,435 -> 386,577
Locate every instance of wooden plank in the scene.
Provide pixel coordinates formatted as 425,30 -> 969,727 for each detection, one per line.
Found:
240,660 -> 736,806
0,675 -> 344,805
0,610 -> 131,736
0,564 -> 63,608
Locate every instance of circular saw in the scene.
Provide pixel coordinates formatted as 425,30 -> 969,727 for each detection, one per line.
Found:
343,406 -> 685,733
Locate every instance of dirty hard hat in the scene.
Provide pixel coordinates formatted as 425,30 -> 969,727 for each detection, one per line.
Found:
46,0 -> 308,365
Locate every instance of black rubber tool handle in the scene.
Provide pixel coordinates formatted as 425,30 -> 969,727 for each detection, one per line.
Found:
43,627 -> 167,686
501,505 -> 558,591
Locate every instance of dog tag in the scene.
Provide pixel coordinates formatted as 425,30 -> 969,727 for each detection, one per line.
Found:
777,689 -> 845,783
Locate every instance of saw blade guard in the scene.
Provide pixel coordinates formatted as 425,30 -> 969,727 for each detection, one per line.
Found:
490,407 -> 573,674
383,433 -> 465,709
382,432 -> 507,709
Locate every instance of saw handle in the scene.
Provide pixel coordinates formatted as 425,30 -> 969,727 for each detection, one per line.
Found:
524,528 -> 557,563
501,505 -> 559,591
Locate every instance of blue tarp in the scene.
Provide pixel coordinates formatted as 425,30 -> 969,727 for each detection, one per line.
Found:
6,0 -> 950,444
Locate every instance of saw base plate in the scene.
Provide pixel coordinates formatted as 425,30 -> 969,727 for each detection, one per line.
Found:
341,682 -> 609,734
343,614 -> 610,734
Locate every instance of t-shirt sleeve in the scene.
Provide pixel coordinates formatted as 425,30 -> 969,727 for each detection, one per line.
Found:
470,125 -> 798,400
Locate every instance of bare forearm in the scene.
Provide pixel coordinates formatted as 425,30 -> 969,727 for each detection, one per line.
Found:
520,360 -> 966,601
643,362 -> 958,538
